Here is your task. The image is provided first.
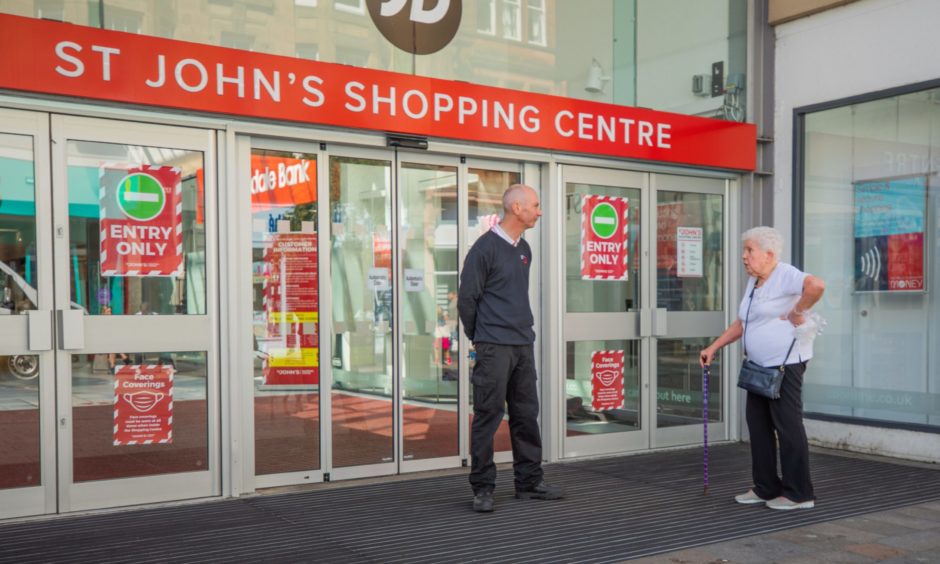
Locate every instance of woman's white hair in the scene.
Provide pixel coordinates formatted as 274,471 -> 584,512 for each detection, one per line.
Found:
742,226 -> 784,257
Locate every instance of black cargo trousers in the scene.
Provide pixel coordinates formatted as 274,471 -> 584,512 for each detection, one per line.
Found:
469,342 -> 543,494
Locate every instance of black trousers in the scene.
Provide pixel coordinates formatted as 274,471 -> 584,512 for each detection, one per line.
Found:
469,342 -> 543,494
746,361 -> 815,502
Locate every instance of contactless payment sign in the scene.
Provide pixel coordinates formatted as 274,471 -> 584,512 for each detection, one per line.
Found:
854,177 -> 926,292
581,194 -> 629,281
113,365 -> 173,446
591,350 -> 624,411
100,165 -> 183,277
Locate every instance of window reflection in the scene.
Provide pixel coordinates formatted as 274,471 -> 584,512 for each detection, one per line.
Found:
66,140 -> 206,316
566,340 -> 640,436
8,1 -> 747,117
251,149 -> 321,475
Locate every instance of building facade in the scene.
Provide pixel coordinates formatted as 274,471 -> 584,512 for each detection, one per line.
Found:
771,0 -> 940,462
8,0 -> 935,522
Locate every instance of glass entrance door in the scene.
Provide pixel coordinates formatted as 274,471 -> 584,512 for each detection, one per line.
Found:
0,109 -> 55,519
51,115 -> 219,512
1,111 -> 219,517
651,174 -> 728,447
561,165 -> 729,458
326,147 -> 525,479
562,166 -> 649,457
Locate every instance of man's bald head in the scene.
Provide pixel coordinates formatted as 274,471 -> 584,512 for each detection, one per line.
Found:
502,184 -> 535,213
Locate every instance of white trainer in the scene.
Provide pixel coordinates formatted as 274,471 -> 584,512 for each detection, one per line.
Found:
766,496 -> 815,510
734,489 -> 766,505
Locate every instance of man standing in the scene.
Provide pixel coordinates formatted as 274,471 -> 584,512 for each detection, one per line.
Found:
458,184 -> 565,513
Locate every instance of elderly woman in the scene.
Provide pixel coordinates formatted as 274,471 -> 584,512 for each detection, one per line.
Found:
700,226 -> 825,510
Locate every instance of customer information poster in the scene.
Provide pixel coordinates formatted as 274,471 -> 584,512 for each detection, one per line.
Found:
854,177 -> 926,292
113,365 -> 174,446
263,233 -> 320,386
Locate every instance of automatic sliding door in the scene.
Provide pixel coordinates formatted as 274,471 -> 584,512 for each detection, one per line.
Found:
398,158 -> 460,470
328,150 -> 396,478
250,145 -> 322,484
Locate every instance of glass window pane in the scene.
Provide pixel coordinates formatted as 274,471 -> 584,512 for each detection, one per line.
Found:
400,162 -> 459,461
66,140 -> 206,316
72,351 -> 208,482
566,183 -> 640,313
0,133 -> 38,314
803,87 -> 940,427
0,355 -> 41,489
656,191 -> 723,311
566,340 -> 640,437
329,155 -> 394,467
656,338 -> 722,428
251,149 -> 320,475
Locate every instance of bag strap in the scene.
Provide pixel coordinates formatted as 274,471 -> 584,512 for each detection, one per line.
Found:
743,282 -> 797,370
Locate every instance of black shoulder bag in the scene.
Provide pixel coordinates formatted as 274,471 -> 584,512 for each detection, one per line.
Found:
737,285 -> 796,399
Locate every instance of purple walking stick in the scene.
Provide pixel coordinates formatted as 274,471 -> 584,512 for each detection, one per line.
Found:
703,362 -> 710,495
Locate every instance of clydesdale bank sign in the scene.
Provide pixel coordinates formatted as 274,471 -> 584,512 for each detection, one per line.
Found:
0,13 -> 755,171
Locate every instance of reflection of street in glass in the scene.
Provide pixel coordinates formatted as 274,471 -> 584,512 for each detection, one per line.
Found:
0,355 -> 208,411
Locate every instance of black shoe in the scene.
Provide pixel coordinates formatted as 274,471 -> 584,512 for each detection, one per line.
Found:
515,481 -> 565,500
472,491 -> 494,513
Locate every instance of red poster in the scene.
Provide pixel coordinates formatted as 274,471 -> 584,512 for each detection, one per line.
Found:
251,154 -> 317,210
581,195 -> 629,281
99,164 -> 183,277
887,232 -> 924,290
263,233 -> 319,386
656,202 -> 683,270
113,365 -> 173,446
591,350 -> 625,411
0,14 -> 756,171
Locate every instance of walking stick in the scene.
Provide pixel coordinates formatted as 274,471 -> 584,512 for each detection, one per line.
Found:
703,361 -> 710,495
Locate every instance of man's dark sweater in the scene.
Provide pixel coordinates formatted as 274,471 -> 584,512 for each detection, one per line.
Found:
458,230 -> 535,345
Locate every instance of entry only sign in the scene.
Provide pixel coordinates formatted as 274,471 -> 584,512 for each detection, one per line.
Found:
113,365 -> 173,446
581,194 -> 630,281
100,164 -> 183,277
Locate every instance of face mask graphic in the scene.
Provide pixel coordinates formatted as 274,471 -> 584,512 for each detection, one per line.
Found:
595,370 -> 619,387
123,391 -> 165,412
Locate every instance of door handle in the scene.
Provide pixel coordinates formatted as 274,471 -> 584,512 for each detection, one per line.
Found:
640,308 -> 652,337
27,310 -> 53,351
653,308 -> 668,337
57,309 -> 85,350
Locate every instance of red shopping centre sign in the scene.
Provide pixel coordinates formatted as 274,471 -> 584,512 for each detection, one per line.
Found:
581,194 -> 630,281
591,350 -> 625,411
0,14 -> 755,171
99,164 -> 183,277
113,365 -> 173,446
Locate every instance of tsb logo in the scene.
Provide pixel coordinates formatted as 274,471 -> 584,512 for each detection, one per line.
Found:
366,0 -> 462,55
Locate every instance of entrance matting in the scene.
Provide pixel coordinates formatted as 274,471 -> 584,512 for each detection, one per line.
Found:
2,444 -> 939,563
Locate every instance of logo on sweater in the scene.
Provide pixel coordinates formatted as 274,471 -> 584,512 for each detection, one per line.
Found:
520,254 -> 528,265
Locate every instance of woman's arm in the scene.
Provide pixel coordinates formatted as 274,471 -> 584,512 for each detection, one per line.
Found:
783,274 -> 825,326
699,319 -> 743,367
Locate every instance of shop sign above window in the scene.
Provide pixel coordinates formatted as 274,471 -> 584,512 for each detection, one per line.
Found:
0,14 -> 755,171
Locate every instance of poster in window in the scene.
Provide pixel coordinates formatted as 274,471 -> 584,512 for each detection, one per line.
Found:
854,176 -> 926,292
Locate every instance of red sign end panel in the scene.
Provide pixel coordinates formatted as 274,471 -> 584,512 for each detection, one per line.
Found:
0,13 -> 756,171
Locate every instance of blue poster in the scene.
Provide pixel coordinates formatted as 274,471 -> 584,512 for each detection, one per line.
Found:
854,177 -> 926,292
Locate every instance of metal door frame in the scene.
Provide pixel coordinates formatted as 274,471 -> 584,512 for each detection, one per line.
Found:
0,108 -> 56,519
